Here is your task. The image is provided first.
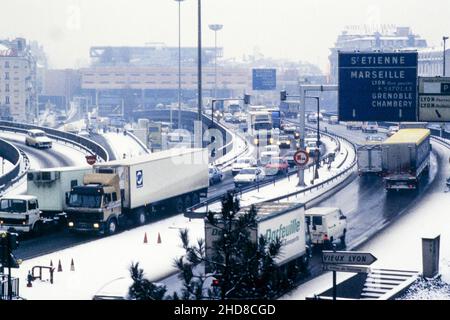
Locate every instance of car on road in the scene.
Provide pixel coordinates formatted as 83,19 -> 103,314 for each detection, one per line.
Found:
262,145 -> 280,154
233,167 -> 265,187
387,125 -> 400,137
346,121 -> 363,130
25,129 -> 52,148
328,115 -> 339,125
223,113 -> 233,123
208,166 -> 224,185
365,135 -> 384,143
283,150 -> 298,167
231,157 -> 257,176
282,124 -> 297,135
305,207 -> 347,246
264,157 -> 289,176
276,135 -> 292,149
362,121 -> 378,133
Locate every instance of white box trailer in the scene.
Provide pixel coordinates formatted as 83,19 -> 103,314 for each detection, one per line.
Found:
357,144 -> 382,174
93,148 -> 209,210
205,202 -> 309,273
26,166 -> 92,217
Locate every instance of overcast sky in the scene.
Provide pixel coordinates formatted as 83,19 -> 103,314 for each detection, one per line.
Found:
1,0 -> 449,71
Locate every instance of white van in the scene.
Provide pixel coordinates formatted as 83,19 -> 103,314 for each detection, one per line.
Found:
305,207 -> 347,246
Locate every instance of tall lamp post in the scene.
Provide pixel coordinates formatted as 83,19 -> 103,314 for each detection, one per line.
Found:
306,96 -> 321,180
443,36 -> 449,77
208,24 -> 223,100
197,0 -> 202,122
174,0 -> 185,129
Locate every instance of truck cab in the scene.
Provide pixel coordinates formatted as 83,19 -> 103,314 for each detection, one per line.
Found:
0,195 -> 42,234
305,207 -> 347,246
66,173 -> 122,235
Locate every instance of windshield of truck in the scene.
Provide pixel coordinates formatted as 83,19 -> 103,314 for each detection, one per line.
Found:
254,123 -> 272,131
0,199 -> 27,213
68,193 -> 102,208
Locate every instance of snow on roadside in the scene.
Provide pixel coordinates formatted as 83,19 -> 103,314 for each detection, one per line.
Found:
103,131 -> 147,160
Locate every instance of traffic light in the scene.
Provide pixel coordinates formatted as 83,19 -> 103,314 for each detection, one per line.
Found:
243,94 -> 251,105
280,90 -> 287,101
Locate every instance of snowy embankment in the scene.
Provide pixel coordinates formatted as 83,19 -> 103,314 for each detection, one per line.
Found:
15,134 -> 356,300
212,122 -> 250,170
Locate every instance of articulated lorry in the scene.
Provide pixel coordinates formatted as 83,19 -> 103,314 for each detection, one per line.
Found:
66,148 -> 209,235
247,110 -> 274,146
381,129 -> 431,190
205,202 -> 310,274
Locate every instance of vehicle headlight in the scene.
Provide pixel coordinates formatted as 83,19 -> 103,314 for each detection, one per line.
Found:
253,138 -> 259,145
277,141 -> 281,145
287,141 -> 290,144
68,222 -> 74,227
93,223 -> 100,229
269,138 -> 274,144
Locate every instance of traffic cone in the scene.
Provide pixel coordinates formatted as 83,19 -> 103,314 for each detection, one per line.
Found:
70,259 -> 75,271
143,232 -> 148,244
57,260 -> 62,272
157,232 -> 161,244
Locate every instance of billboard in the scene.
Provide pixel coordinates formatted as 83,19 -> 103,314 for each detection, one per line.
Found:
338,52 -> 418,121
418,77 -> 450,122
252,68 -> 276,90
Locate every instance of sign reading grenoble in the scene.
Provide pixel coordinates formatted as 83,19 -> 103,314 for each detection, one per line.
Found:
338,52 -> 418,121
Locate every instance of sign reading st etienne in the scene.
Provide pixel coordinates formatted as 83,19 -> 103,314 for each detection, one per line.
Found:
252,69 -> 276,91
418,77 -> 450,121
338,52 -> 418,121
322,251 -> 377,265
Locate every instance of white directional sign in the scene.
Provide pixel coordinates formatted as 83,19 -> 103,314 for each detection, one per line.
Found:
418,77 -> 450,122
322,251 -> 377,265
323,264 -> 371,273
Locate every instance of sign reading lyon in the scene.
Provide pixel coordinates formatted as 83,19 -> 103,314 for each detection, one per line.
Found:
338,52 -> 418,122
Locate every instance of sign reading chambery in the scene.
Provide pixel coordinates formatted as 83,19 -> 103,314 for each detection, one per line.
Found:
338,52 -> 418,121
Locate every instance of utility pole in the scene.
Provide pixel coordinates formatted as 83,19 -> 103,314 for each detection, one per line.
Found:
175,0 -> 185,129
443,36 -> 448,77
197,0 -> 202,122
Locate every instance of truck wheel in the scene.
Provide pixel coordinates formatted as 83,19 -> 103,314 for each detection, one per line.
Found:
106,218 -> 118,235
340,230 -> 346,245
174,198 -> 184,213
32,222 -> 42,236
136,210 -> 146,225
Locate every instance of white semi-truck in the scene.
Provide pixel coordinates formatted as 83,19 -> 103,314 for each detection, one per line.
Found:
66,148 -> 209,235
357,144 -> 382,175
247,110 -> 274,146
205,202 -> 310,274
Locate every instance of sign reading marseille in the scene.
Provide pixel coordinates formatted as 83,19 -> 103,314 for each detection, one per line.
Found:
338,52 -> 418,121
252,69 -> 276,90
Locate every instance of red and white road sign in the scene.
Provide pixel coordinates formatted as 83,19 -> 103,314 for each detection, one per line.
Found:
85,155 -> 97,165
294,150 -> 309,166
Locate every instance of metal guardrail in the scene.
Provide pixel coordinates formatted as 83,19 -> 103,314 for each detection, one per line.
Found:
186,130 -> 354,215
0,121 -> 110,161
0,275 -> 20,300
124,130 -> 150,154
0,139 -> 21,192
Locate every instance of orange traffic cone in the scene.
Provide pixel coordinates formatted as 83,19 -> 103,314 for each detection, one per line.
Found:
143,232 -> 148,244
70,258 -> 75,271
157,232 -> 161,244
57,260 -> 62,272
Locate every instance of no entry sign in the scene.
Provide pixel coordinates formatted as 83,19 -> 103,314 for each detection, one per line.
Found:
85,155 -> 97,165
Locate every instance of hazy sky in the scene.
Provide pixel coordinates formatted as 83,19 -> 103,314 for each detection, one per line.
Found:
1,0 -> 449,71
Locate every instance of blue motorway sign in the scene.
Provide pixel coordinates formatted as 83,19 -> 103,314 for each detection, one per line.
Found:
338,52 -> 418,121
252,69 -> 276,90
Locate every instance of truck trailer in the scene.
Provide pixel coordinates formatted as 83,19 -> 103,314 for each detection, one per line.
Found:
65,148 -> 209,235
381,129 -> 431,190
205,202 -> 310,274
357,144 -> 382,175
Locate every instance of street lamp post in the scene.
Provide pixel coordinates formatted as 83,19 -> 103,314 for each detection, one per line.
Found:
306,96 -> 321,181
209,24 -> 223,100
443,36 -> 449,77
174,0 -> 185,130
197,0 -> 202,122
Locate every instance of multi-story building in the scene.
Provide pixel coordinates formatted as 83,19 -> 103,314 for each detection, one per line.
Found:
0,38 -> 37,122
329,26 -> 428,83
417,47 -> 450,77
